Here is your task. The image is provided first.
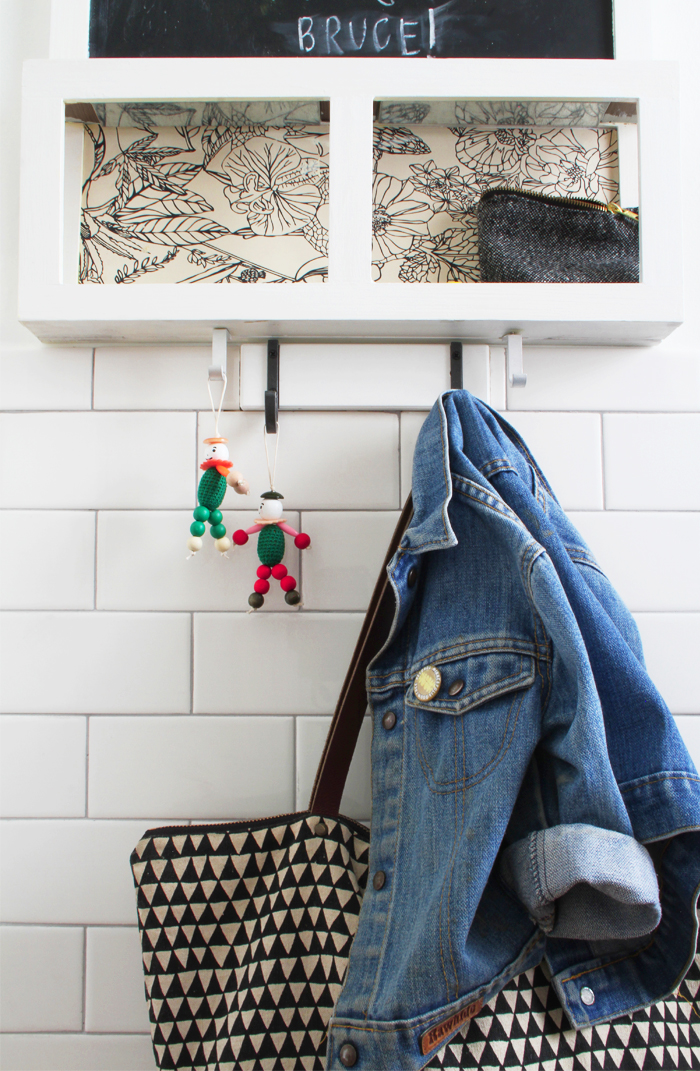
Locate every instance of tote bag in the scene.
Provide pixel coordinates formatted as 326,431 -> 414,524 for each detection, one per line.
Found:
131,494 -> 699,1071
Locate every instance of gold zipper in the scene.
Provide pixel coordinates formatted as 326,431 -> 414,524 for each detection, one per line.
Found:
483,187 -> 638,220
140,810 -> 370,838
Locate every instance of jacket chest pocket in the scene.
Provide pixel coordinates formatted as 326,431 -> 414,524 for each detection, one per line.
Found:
407,646 -> 536,794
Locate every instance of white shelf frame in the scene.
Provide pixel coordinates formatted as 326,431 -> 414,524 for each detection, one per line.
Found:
19,57 -> 681,345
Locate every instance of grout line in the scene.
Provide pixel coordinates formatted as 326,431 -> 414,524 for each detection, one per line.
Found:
293,716 -> 299,812
81,926 -> 87,1032
190,613 -> 195,715
90,349 -> 96,410
93,512 -> 98,610
600,413 -> 607,510
84,717 -> 90,818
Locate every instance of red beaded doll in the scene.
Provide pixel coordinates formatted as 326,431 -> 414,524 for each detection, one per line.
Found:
232,490 -> 310,608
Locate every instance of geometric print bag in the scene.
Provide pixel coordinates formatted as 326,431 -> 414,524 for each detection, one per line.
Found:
130,501 -> 413,1071
132,496 -> 700,1071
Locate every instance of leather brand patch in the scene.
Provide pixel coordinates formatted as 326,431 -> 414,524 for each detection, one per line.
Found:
419,1000 -> 484,1056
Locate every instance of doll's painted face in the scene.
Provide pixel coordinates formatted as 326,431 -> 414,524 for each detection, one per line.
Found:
204,439 -> 230,461
259,498 -> 283,521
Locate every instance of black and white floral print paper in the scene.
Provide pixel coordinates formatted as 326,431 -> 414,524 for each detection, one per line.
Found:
372,125 -> 619,283
80,121 -> 328,284
79,116 -> 618,286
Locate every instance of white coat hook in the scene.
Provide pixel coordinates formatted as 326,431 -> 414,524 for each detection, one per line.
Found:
505,333 -> 527,388
209,327 -> 228,383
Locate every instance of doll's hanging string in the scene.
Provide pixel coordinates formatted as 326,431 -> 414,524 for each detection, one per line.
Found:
207,369 -> 227,438
263,425 -> 280,492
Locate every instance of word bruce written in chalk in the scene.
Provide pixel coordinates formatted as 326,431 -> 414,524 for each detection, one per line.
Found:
293,9 -> 436,55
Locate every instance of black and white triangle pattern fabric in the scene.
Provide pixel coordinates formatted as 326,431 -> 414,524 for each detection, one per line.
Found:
426,944 -> 700,1071
131,812 -> 370,1071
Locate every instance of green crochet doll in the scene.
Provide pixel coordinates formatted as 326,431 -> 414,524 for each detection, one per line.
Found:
187,437 -> 249,556
232,491 -> 311,608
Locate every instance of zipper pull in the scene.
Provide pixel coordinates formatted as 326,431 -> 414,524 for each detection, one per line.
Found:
606,203 -> 639,220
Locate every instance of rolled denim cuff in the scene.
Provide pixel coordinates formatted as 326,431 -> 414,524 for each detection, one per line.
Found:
500,823 -> 661,940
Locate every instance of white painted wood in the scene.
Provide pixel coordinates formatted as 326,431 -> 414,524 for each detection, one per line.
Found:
18,58 -> 682,345
49,0 -> 90,60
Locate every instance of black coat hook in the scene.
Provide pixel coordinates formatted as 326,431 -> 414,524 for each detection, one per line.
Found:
265,339 -> 279,434
450,341 -> 463,390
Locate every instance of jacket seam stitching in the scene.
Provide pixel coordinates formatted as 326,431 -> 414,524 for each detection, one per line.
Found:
416,689 -> 527,793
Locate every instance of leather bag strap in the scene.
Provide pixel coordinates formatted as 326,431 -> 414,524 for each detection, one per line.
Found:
309,494 -> 414,816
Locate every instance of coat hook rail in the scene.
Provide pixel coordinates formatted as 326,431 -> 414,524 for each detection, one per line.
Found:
505,333 -> 527,388
265,339 -> 280,435
450,341 -> 463,390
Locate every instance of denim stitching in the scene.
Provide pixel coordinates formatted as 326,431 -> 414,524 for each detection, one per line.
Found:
416,681 -> 521,787
416,689 -> 526,794
406,663 -> 535,717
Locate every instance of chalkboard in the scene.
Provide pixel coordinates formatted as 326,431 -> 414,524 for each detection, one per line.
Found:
89,0 -> 614,59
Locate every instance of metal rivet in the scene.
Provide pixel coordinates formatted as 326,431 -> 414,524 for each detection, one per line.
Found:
314,820 -> 328,837
580,986 -> 595,1006
382,711 -> 397,730
339,1043 -> 358,1067
407,566 -> 418,588
373,870 -> 386,890
448,679 -> 465,697
414,665 -> 442,702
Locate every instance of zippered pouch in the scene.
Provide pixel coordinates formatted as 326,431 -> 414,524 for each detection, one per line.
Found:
476,187 -> 639,283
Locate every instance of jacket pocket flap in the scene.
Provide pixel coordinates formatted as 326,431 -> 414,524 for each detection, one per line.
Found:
407,648 -> 536,716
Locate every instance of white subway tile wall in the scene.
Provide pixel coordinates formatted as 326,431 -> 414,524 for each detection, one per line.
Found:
2,5 -> 699,1067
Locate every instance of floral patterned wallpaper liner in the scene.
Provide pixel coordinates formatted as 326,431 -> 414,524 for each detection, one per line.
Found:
79,120 -> 618,285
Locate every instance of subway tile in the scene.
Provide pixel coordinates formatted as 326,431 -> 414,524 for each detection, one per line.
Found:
0,1034 -> 155,1070
0,511 -> 95,609
505,346 -> 700,412
0,926 -> 84,1031
88,717 -> 294,819
634,613 -> 700,715
85,927 -> 151,1033
568,513 -> 700,612
0,612 -> 190,714
503,412 -> 603,510
240,343 -> 489,410
674,716 -> 700,771
0,346 -> 93,411
0,716 -> 86,817
296,716 -> 371,820
0,820 -> 165,924
96,511 -> 299,611
0,412 -> 196,508
399,412 -> 429,500
603,414 -> 700,510
198,410 -> 400,510
194,613 -> 363,714
489,347 -> 507,411
94,345 -> 239,411
301,512 -> 399,611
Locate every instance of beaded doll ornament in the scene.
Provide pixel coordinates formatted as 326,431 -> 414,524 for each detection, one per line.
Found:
187,368 -> 249,557
232,427 -> 310,608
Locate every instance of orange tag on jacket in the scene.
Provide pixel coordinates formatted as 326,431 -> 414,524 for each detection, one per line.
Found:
419,999 -> 483,1056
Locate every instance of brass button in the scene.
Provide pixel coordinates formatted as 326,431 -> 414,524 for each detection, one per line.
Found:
407,566 -> 418,588
448,679 -> 465,697
382,711 -> 397,730
373,870 -> 386,890
339,1043 -> 358,1067
314,820 -> 328,836
414,665 -> 441,702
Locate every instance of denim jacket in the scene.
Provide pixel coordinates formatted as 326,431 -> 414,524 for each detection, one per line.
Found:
325,390 -> 700,1070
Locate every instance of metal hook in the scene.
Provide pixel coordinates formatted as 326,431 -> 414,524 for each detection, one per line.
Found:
450,341 -> 463,389
209,328 -> 228,383
265,339 -> 279,435
505,333 -> 527,388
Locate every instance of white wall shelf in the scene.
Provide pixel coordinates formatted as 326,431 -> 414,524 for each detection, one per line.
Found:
19,57 -> 681,345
